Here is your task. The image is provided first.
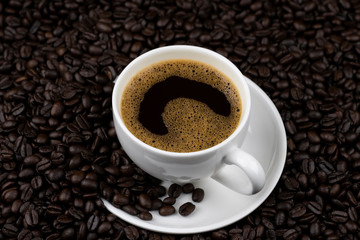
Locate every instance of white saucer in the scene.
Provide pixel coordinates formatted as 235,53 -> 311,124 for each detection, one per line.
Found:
103,77 -> 287,234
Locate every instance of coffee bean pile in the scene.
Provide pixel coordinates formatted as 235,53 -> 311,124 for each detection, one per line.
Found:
0,0 -> 359,239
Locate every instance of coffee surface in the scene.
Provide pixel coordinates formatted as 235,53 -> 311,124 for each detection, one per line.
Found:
121,59 -> 241,152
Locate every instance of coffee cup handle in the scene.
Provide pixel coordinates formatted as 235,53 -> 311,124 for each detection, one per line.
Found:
212,148 -> 266,195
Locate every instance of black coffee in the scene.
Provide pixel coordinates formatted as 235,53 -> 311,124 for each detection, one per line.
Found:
121,59 -> 241,152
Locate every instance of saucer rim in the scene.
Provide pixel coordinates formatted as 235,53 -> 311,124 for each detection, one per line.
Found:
102,77 -> 287,234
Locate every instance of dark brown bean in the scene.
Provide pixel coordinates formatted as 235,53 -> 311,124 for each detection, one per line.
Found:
192,188 -> 205,202
159,205 -> 176,216
330,211 -> 348,223
168,183 -> 182,198
138,193 -> 152,209
179,202 -> 196,216
122,205 -> 139,216
124,226 -> 139,240
138,211 -> 153,221
182,183 -> 195,193
24,209 -> 39,226
87,214 -> 100,231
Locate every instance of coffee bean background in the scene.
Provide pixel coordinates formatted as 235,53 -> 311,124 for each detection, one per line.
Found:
0,0 -> 359,239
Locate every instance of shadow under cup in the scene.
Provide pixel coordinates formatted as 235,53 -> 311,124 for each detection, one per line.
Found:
112,45 -> 252,183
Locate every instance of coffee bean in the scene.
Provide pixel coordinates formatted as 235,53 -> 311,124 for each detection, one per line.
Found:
192,188 -> 205,202
84,200 -> 95,215
168,183 -> 182,198
212,229 -> 228,240
46,168 -> 65,182
159,205 -> 176,216
57,214 -> 73,224
138,193 -> 152,209
138,211 -> 153,221
24,209 -> 39,226
30,176 -> 43,189
302,158 -> 315,174
96,22 -> 112,33
51,101 -> 65,117
122,205 -> 139,216
124,226 -> 139,240
36,158 -> 51,172
59,188 -> 72,202
1,188 -> 18,203
112,193 -> 129,206
283,229 -> 299,240
46,204 -> 63,216
182,183 -> 195,193
2,223 -> 18,237
331,211 -> 348,223
18,229 -> 33,240
163,196 -> 176,205
80,179 -> 98,192
97,221 -> 112,234
307,201 -> 322,215
150,199 -> 163,211
179,202 -> 195,216
68,207 -> 84,220
275,211 -> 286,226
289,204 -> 306,218
87,214 -> 100,231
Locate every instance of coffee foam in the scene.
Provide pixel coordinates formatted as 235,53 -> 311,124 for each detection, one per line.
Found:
121,59 -> 241,152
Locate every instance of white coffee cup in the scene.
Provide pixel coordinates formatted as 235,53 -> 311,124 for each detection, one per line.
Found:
112,45 -> 265,194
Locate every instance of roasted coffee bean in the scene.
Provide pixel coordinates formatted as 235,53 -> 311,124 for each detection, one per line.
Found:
80,179 -> 98,192
289,204 -> 306,218
51,101 -> 65,117
124,226 -> 139,240
150,199 -> 163,211
159,205 -> 176,216
84,200 -> 95,215
87,214 -> 100,231
138,193 -> 152,209
46,168 -> 65,182
168,183 -> 182,198
70,170 -> 85,184
57,214 -> 74,224
97,221 -> 111,235
182,183 -> 195,193
212,229 -> 228,240
68,207 -> 84,220
11,199 -> 22,214
275,211 -> 286,226
283,229 -> 298,240
307,201 -> 322,215
46,204 -> 63,216
179,202 -> 195,216
122,205 -> 139,216
24,209 -> 39,226
192,188 -> 205,202
59,188 -> 72,202
2,223 -> 18,237
17,229 -> 33,240
163,197 -> 176,205
1,188 -> 18,203
330,211 -> 348,223
112,193 -> 129,206
36,158 -> 51,172
138,211 -> 153,221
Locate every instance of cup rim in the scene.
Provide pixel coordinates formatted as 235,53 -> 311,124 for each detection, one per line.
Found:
112,45 -> 251,157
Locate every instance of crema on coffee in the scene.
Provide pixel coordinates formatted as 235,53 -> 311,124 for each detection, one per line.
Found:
120,59 -> 241,152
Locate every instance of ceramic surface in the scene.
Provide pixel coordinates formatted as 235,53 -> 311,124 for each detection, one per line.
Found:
103,77 -> 287,234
